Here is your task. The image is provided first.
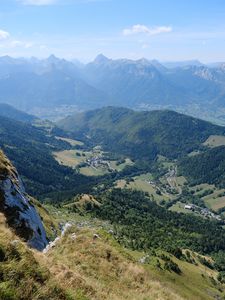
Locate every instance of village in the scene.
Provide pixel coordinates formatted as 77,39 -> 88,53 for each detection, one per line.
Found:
184,203 -> 222,221
86,155 -> 113,171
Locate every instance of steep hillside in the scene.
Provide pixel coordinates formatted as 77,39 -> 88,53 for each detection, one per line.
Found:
43,224 -> 223,300
0,150 -> 48,250
39,196 -> 225,300
0,213 -> 74,300
1,206 -> 222,300
58,107 -> 225,160
92,188 -> 225,254
0,151 -> 225,299
0,116 -> 98,199
179,145 -> 225,188
0,103 -> 37,123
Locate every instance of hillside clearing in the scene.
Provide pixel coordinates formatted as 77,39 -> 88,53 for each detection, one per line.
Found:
203,135 -> 225,148
55,136 -> 84,146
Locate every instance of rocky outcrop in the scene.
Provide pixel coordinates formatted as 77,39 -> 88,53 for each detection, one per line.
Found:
0,151 -> 48,250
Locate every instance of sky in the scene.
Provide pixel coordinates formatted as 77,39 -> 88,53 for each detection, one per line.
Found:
0,0 -> 225,62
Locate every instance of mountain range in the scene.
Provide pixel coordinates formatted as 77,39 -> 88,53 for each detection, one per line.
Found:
1,55 -> 225,123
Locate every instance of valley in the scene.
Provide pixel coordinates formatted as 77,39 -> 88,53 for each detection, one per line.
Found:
2,105 -> 225,299
53,143 -> 134,176
2,1 -> 225,298
49,108 -> 225,223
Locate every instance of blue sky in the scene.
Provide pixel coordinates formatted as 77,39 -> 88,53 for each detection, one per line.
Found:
0,0 -> 225,62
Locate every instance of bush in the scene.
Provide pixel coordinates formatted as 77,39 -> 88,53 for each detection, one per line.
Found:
217,271 -> 225,283
171,247 -> 183,259
198,256 -> 214,270
164,260 -> 182,274
0,282 -> 17,300
0,245 -> 6,262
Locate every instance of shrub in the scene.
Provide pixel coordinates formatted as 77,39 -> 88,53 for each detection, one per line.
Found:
164,260 -> 182,274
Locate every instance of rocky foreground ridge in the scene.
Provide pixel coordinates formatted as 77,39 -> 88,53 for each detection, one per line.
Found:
0,150 -> 48,250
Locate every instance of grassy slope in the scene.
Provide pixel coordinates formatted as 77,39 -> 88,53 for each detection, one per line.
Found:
0,213 -> 72,300
0,194 -> 224,300
203,135 -> 225,148
40,223 -> 224,300
30,197 -> 60,240
39,202 -> 225,300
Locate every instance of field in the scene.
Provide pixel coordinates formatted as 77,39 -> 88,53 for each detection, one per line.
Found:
55,136 -> 84,146
116,173 -> 175,203
205,196 -> 225,211
79,166 -> 109,176
53,149 -> 91,168
203,135 -> 225,148
169,202 -> 193,214
189,184 -> 225,211
110,158 -> 134,171
53,147 -> 134,176
188,150 -> 202,157
52,135 -> 225,214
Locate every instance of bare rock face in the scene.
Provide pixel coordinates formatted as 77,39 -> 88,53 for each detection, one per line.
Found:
0,151 -> 48,251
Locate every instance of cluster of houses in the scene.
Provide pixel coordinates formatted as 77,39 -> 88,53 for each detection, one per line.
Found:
184,204 -> 221,221
86,155 -> 113,171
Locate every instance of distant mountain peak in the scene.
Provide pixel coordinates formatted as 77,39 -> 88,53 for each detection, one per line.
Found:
94,54 -> 110,64
46,54 -> 60,63
219,63 -> 225,70
163,60 -> 204,69
137,58 -> 151,65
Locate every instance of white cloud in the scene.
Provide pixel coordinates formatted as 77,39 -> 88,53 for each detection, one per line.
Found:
9,39 -> 34,49
18,0 -> 57,5
0,30 -> 10,40
123,25 -> 172,36
142,44 -> 149,49
10,40 -> 23,47
24,42 -> 34,48
40,45 -> 48,50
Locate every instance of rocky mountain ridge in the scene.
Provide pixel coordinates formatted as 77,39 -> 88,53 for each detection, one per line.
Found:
0,150 -> 48,250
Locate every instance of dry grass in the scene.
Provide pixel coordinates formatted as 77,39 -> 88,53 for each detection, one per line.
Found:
0,150 -> 18,182
53,150 -> 83,167
0,212 -> 223,300
63,194 -> 101,215
39,226 -> 185,300
55,136 -> 84,146
30,197 -> 60,239
203,135 -> 225,148
0,215 -> 73,300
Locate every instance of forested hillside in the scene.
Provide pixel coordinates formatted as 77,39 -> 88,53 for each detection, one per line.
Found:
0,116 -> 97,198
179,146 -> 225,188
93,188 -> 225,254
58,107 -> 225,160
0,103 -> 37,123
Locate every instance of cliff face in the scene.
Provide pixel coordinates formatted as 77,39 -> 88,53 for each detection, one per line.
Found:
0,151 -> 48,250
